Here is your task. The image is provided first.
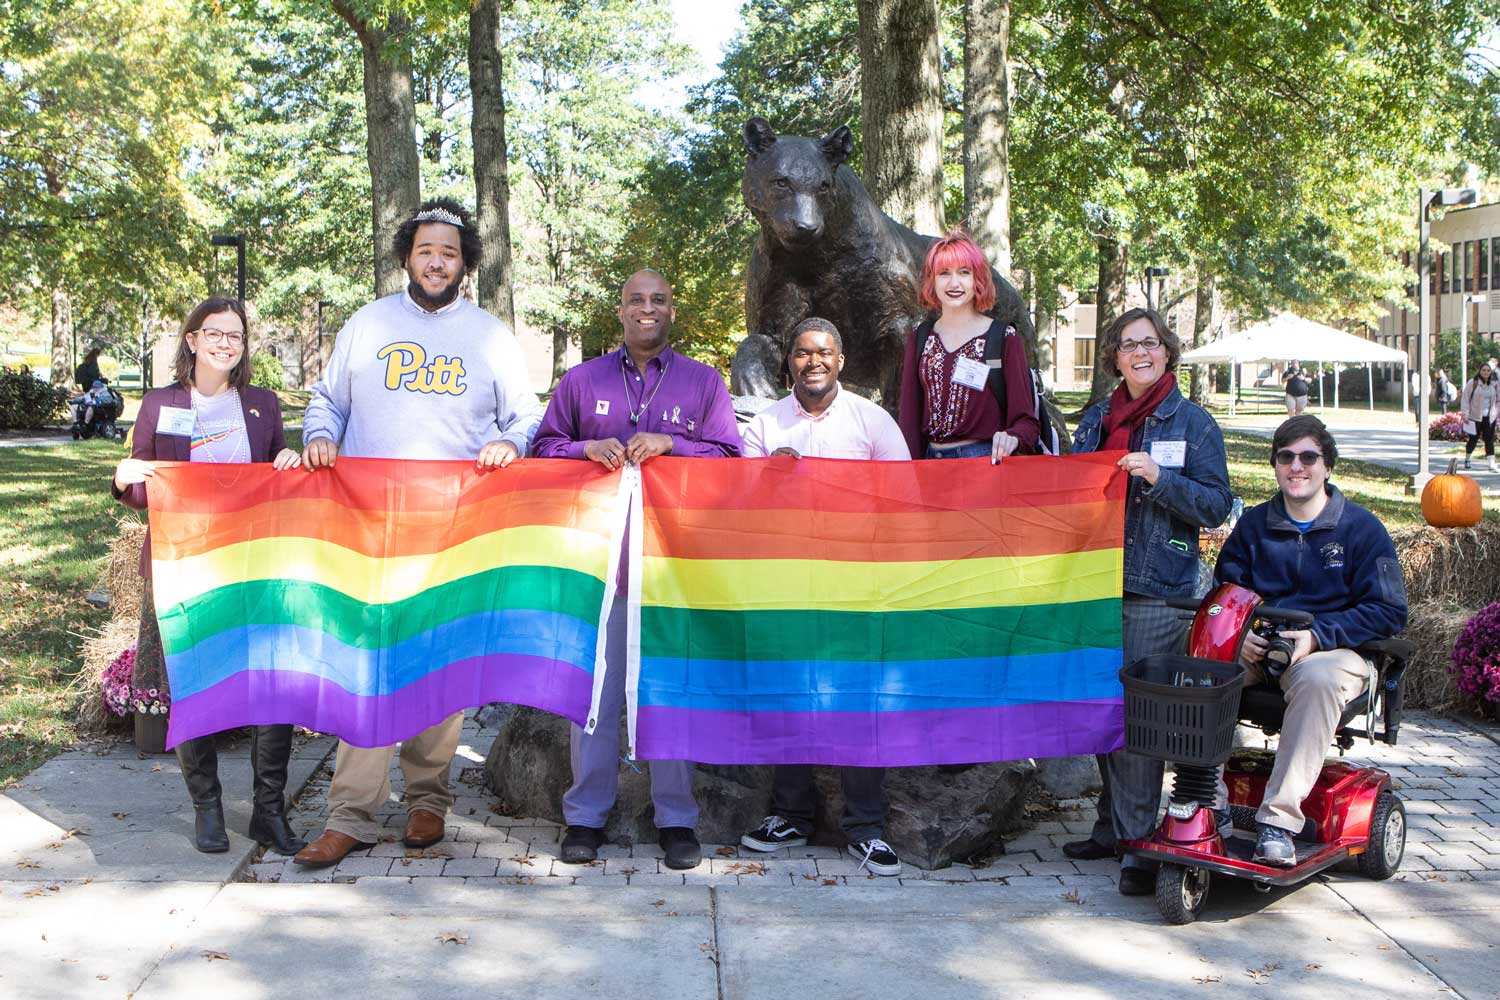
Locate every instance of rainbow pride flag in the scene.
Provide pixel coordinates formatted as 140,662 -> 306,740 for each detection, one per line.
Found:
147,458 -> 625,749
631,453 -> 1127,766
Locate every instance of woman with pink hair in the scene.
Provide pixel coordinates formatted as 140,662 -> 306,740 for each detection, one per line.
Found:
897,231 -> 1040,462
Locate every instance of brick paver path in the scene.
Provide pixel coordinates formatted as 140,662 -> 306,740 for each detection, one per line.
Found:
243,711 -> 1500,889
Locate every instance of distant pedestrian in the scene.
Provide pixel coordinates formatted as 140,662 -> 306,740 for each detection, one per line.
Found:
74,347 -> 101,391
1435,369 -> 1457,414
1462,363 -> 1500,472
1283,366 -> 1309,415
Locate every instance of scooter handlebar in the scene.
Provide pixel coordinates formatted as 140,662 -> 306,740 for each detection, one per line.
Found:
1253,604 -> 1314,628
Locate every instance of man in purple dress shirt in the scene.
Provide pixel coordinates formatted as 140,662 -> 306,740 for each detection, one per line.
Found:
532,268 -> 740,869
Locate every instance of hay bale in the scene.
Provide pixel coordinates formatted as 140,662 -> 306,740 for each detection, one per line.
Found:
73,518 -> 147,733
97,516 -> 146,621
1388,524 -> 1500,711
72,617 -> 138,732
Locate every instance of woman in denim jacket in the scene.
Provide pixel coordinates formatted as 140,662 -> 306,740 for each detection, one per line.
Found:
1061,307 -> 1232,897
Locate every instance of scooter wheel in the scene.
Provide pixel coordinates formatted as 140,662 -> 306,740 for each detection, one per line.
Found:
1155,863 -> 1211,925
1357,791 -> 1406,880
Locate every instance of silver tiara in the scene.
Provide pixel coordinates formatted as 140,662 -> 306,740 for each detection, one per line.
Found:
412,207 -> 464,228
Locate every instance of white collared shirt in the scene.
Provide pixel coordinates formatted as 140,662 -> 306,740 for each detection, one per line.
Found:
739,384 -> 911,460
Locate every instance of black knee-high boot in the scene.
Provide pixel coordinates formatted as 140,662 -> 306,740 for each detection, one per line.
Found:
175,736 -> 229,853
248,725 -> 306,855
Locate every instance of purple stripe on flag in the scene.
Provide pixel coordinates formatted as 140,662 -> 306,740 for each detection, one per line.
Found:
633,699 -> 1123,767
165,653 -> 594,749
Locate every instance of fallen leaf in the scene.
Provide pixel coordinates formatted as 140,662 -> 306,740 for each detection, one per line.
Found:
724,861 -> 768,876
509,854 -> 537,867
821,878 -> 838,886
651,899 -> 666,907
96,975 -> 109,981
1061,887 -> 1084,905
388,912 -> 412,920
201,950 -> 229,962
1192,975 -> 1221,984
1377,945 -> 1391,951
150,763 -> 163,773
619,866 -> 640,876
1305,963 -> 1321,970
664,910 -> 679,916
714,846 -> 737,857
16,859 -> 39,869
435,932 -> 468,945
801,873 -> 818,881
112,813 -> 129,820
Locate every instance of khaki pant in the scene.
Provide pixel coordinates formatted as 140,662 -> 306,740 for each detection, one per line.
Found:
1248,648 -> 1370,832
324,712 -> 464,843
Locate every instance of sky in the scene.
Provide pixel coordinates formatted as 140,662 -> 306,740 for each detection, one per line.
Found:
641,0 -> 744,112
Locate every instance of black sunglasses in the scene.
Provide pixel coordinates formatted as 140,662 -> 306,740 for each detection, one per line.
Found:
1274,449 -> 1323,466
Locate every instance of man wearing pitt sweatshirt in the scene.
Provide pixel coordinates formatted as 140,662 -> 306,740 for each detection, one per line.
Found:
293,198 -> 543,868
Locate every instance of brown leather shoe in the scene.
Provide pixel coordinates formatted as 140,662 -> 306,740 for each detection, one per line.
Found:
403,809 -> 446,848
292,830 -> 371,868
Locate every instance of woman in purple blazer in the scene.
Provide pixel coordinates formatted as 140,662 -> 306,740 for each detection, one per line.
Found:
112,297 -> 305,855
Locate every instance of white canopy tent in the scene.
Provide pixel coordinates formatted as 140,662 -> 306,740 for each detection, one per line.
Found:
1179,312 -> 1410,416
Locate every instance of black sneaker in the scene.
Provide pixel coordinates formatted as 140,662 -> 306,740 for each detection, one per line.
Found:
740,815 -> 809,853
560,825 -> 606,864
659,826 -> 702,870
848,838 -> 901,877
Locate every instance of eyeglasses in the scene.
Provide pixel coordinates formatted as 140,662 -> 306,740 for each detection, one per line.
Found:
1274,449 -> 1323,466
191,328 -> 244,346
1117,338 -> 1162,354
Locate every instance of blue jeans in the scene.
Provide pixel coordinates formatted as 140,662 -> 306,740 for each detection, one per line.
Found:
924,440 -> 990,459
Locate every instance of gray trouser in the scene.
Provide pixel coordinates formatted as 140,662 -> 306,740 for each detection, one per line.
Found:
1086,595 -> 1188,871
771,765 -> 887,843
563,598 -> 698,830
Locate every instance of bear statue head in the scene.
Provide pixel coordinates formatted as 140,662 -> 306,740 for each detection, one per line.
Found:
742,116 -> 855,251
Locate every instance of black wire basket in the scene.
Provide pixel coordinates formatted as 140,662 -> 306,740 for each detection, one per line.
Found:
1120,654 -> 1246,767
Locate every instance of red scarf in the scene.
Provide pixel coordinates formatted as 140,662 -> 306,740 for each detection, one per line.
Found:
1101,375 -> 1176,452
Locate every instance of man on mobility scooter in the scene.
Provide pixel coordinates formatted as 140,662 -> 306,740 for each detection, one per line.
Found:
1210,415 -> 1409,867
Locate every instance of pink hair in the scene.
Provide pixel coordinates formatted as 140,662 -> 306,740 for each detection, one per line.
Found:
919,232 -> 996,313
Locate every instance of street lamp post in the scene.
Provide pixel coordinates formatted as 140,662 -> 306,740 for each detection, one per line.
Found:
1462,292 -> 1487,389
211,234 -> 246,304
317,300 -> 331,380
1411,188 -> 1477,495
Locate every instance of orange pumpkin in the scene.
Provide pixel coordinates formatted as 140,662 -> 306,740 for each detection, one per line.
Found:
1422,459 -> 1483,528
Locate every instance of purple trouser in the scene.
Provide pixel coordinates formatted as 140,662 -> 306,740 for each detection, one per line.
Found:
562,597 -> 698,829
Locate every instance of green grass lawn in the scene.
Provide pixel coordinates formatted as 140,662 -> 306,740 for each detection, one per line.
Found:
0,439 -> 136,785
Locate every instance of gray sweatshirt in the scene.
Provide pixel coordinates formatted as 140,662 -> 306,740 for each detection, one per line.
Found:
304,291 -> 542,460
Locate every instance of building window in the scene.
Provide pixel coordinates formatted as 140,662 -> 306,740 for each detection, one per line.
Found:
1466,241 -> 1475,293
1481,238 -> 1490,292
1074,338 -> 1095,384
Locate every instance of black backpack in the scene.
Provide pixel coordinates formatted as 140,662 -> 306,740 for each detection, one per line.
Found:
917,318 -> 1059,455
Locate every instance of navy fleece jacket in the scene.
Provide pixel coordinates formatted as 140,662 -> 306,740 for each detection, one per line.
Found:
1213,485 -> 1408,651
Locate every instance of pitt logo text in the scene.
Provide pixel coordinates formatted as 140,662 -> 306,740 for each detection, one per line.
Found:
376,342 -> 467,395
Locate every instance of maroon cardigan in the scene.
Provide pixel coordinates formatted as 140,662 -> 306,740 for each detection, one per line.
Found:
897,319 -> 1041,459
113,383 -> 287,577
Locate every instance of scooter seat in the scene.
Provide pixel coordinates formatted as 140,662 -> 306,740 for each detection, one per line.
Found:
1237,683 -> 1372,737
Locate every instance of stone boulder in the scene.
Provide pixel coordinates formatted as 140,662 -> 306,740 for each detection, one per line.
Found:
482,706 -> 1038,870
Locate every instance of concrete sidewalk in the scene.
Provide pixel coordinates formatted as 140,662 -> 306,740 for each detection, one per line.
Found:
2,712 -> 1497,999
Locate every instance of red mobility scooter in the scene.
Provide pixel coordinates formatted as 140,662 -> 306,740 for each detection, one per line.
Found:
1117,583 -> 1413,924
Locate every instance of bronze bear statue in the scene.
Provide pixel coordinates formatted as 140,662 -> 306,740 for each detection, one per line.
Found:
732,115 -> 1036,410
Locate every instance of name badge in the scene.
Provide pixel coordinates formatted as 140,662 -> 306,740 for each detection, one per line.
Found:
953,357 -> 990,392
1150,440 -> 1187,468
157,406 -> 196,437
595,400 -> 610,415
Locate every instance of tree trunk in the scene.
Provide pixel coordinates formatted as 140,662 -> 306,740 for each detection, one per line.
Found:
1190,262 -> 1214,406
1088,234 -> 1128,406
50,286 -> 71,388
333,1 -> 421,299
551,325 -> 568,387
856,0 -> 946,234
962,0 -> 1010,275
470,0 -> 517,327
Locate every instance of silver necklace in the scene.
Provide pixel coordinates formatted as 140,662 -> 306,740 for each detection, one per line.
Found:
191,386 -> 249,465
621,351 -> 671,426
